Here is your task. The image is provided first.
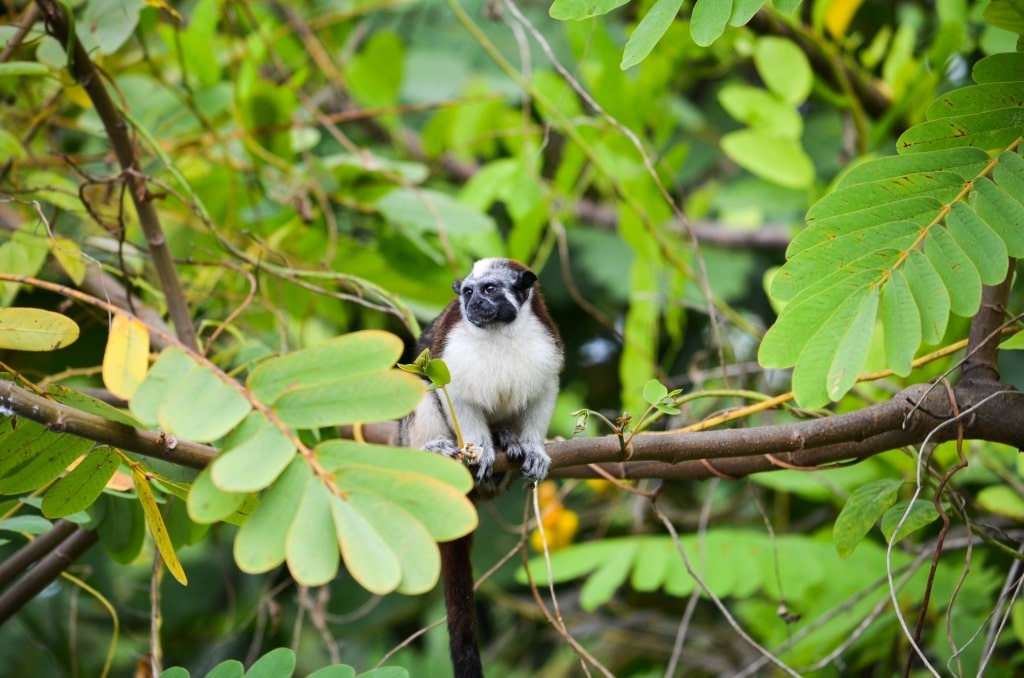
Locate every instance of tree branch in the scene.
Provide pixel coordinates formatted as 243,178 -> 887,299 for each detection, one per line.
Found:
961,259 -> 1017,385
0,527 -> 99,624
0,381 -> 217,469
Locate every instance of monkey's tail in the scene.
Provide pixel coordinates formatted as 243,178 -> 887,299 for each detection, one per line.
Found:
440,533 -> 484,678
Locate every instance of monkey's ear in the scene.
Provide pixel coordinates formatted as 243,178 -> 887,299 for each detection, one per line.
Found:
514,271 -> 537,291
452,279 -> 463,295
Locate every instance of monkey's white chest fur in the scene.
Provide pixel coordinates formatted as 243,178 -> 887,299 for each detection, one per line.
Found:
443,314 -> 561,422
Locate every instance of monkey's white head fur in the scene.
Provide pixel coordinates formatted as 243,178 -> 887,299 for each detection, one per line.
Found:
454,258 -> 538,329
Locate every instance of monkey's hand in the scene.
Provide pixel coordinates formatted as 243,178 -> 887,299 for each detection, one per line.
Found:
424,438 -> 461,460
496,430 -> 551,483
425,438 -> 496,483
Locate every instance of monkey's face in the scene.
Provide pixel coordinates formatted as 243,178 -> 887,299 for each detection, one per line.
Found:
454,260 -> 537,328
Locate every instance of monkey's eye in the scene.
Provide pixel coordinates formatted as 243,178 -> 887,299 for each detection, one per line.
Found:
482,284 -> 497,295
463,288 -> 474,298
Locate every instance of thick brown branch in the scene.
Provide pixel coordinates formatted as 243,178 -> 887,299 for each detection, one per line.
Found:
35,0 -> 199,351
345,381 -> 1024,479
961,259 -> 1017,385
0,527 -> 98,624
0,381 -> 217,469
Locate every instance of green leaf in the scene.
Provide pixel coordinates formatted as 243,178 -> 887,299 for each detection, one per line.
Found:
771,222 -> 917,303
621,0 -> 685,69
881,499 -> 940,543
973,176 -> 1024,257
157,358 -> 251,443
47,385 -> 144,428
946,202 -> 1009,285
923,225 -> 981,317
424,358 -> 451,387
690,0 -> 733,47
244,648 -> 296,678
983,0 -> 1024,35
971,52 -> 1024,84
824,287 -> 878,401
0,308 -> 79,351
925,82 -> 1024,120
1001,330 -> 1024,350
187,467 -> 249,525
345,31 -> 404,108
754,36 -> 812,105
248,331 -> 405,404
994,149 -> 1024,196
0,432 -> 92,494
316,440 -> 474,492
721,129 -> 814,189
833,479 -> 903,559
903,249 -> 950,345
793,171 -> 964,256
286,477 -> 340,586
642,379 -> 668,405
42,447 -> 119,518
330,493 -> 402,594
786,285 -> 877,408
307,666 -> 356,678
0,62 -> 51,77
880,269 -> 920,377
206,660 -> 244,678
129,348 -> 195,426
770,0 -> 801,11
630,537 -> 670,592
357,669 -> 409,678
0,515 -> 53,534
718,84 -> 803,137
760,269 -> 879,368
211,412 -> 296,493
96,494 -> 146,564
898,110 -> 1024,155
239,81 -> 295,161
550,0 -> 630,20
344,491 -> 440,594
273,370 -> 423,429
580,540 -> 636,610
375,188 -> 502,258
329,464 -> 476,542
838,148 -> 990,188
234,458 -> 309,574
80,0 -> 141,55
977,485 -> 1024,520
730,0 -> 765,26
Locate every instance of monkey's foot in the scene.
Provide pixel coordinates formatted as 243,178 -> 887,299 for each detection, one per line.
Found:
425,438 -> 495,483
496,430 -> 551,482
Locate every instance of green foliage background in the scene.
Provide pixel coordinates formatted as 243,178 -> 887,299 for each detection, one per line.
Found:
2,0 -> 1024,676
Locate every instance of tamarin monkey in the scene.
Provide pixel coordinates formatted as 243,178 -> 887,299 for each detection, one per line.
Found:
399,258 -> 563,678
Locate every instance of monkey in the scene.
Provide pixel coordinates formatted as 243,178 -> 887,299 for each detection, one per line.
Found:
399,257 -> 563,678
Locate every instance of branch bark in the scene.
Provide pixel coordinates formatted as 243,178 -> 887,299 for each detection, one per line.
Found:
0,381 -> 217,469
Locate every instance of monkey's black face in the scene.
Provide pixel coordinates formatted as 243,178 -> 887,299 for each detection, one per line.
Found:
454,263 -> 537,329
458,281 -> 521,327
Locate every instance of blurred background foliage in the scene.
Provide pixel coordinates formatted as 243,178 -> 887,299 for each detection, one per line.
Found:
2,0 -> 1024,676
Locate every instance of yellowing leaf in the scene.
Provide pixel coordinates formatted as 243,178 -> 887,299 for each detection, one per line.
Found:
50,237 -> 87,285
142,0 -> 182,22
132,466 -> 188,586
103,314 -> 151,400
0,307 -> 80,351
825,0 -> 865,40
